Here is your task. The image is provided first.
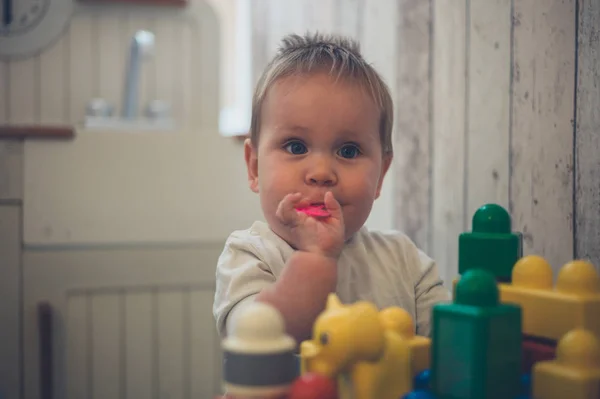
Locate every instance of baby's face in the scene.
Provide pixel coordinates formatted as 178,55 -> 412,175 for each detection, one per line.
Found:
246,71 -> 391,241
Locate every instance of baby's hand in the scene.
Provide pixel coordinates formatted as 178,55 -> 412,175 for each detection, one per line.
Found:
276,191 -> 345,259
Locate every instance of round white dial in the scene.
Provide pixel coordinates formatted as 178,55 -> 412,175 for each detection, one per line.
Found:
0,0 -> 74,60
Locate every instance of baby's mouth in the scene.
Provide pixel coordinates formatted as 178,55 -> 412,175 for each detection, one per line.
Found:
295,203 -> 330,218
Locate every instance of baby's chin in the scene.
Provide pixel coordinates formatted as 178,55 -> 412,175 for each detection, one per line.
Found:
343,224 -> 364,243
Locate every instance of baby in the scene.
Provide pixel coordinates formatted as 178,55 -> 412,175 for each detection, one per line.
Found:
213,32 -> 449,345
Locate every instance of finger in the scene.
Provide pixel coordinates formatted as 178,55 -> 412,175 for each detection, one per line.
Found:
323,191 -> 343,220
276,193 -> 304,225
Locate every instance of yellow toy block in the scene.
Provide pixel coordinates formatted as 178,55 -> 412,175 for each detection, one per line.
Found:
498,256 -> 600,341
300,294 -> 412,399
379,307 -> 431,376
452,276 -> 459,299
533,328 -> 600,399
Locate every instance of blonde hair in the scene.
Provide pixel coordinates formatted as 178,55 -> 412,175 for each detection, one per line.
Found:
249,32 -> 394,156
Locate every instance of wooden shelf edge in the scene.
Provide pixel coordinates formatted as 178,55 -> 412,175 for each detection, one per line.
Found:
0,125 -> 75,139
79,0 -> 188,6
233,134 -> 249,142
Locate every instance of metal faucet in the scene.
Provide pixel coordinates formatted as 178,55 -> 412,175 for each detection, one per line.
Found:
122,30 -> 155,118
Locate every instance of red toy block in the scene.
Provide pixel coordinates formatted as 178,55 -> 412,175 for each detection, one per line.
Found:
522,335 -> 556,373
288,373 -> 338,399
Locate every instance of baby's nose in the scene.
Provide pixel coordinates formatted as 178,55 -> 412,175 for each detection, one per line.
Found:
306,160 -> 337,186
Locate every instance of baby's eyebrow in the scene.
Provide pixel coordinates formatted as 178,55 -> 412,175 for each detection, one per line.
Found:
276,125 -> 310,134
336,129 -> 369,141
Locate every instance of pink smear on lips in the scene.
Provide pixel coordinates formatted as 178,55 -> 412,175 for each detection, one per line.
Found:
296,204 -> 331,218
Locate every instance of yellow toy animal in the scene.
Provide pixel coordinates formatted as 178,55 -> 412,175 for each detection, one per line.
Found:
299,294 -> 412,399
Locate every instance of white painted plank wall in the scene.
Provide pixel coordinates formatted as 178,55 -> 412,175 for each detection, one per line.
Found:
359,0 -> 398,233
0,60 -> 6,123
0,206 -> 21,399
394,0 -> 431,252
0,141 -> 23,200
64,287 -> 216,399
39,27 -> 67,125
431,0 -> 467,283
510,0 -> 576,273
22,244 -> 223,399
575,0 -> 600,269
466,0 -> 511,218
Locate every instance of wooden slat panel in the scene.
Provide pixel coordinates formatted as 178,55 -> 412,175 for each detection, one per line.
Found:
190,290 -> 219,398
198,2 -> 220,129
510,0 -> 575,272
303,0 -> 336,34
575,0 -> 600,271
0,62 -> 7,123
179,20 -> 194,130
466,0 -> 511,217
0,206 -> 20,399
361,0 -> 398,232
361,0 -> 398,102
153,18 -> 176,125
431,0 -> 467,282
66,296 -> 89,399
394,0 -> 431,251
335,0 -> 361,39
8,57 -> 38,124
0,141 -> 23,201
157,290 -> 186,398
39,29 -> 68,124
91,294 -> 121,399
251,0 -> 271,85
97,13 -> 126,116
267,0 -> 302,56
68,14 -> 95,124
169,21 -> 193,130
124,292 -> 153,399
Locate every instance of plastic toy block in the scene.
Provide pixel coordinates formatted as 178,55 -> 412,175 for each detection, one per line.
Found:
288,373 -> 338,399
431,269 -> 522,399
532,328 -> 600,399
521,335 -> 556,374
499,256 -> 600,341
452,277 -> 459,299
520,373 -> 532,397
379,306 -> 431,376
458,203 -> 522,281
300,294 -> 412,399
221,302 -> 297,397
413,370 -> 431,391
402,391 -> 437,399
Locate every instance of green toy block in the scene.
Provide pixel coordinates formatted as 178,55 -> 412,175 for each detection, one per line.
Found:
431,269 -> 522,399
458,203 -> 522,281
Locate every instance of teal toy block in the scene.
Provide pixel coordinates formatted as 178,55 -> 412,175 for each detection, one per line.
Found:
458,203 -> 522,281
431,269 -> 522,399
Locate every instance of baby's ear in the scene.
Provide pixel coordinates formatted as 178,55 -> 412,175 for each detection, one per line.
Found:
244,138 -> 259,193
375,154 -> 393,199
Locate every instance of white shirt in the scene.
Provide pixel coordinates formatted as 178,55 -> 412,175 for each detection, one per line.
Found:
213,221 -> 449,338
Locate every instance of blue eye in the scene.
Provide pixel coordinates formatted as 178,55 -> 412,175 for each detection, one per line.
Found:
284,141 -> 307,155
338,144 -> 361,159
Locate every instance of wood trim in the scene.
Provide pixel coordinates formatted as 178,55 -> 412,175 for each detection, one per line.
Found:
79,0 -> 188,5
233,134 -> 249,142
38,302 -> 53,399
0,125 -> 75,139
